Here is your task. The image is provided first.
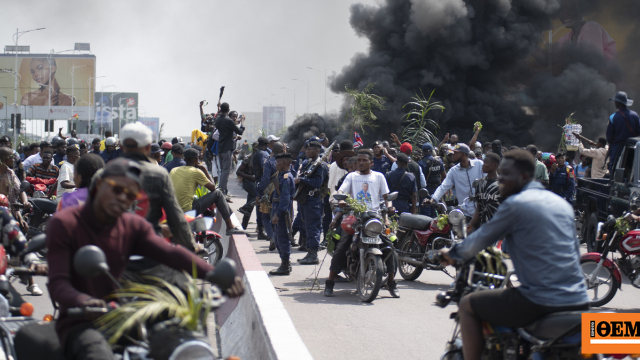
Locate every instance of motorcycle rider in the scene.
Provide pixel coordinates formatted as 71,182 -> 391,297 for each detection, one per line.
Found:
0,147 -> 30,228
439,149 -> 588,360
26,151 -> 60,193
325,149 -> 399,298
0,136 -> 25,181
47,158 -> 245,360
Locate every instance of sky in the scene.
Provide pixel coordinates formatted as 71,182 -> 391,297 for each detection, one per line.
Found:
2,0 -> 377,137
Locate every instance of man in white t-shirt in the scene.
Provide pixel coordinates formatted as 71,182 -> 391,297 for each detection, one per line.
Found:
324,149 -> 400,298
57,146 -> 80,200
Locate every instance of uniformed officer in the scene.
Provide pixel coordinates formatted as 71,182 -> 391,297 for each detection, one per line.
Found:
258,142 -> 285,251
252,136 -> 271,240
385,153 -> 417,214
295,141 -> 328,265
269,153 -> 296,276
549,152 -> 575,202
418,143 -> 446,216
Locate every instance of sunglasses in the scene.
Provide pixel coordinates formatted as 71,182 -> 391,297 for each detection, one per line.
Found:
103,178 -> 139,201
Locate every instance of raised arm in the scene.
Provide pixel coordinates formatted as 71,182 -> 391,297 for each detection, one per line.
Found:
468,124 -> 481,150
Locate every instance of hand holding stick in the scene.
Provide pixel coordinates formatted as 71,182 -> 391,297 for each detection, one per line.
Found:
572,132 -> 596,146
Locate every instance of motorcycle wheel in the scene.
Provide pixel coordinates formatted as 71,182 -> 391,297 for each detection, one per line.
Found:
205,237 -> 223,265
398,236 -> 424,281
580,258 -> 619,307
357,254 -> 383,303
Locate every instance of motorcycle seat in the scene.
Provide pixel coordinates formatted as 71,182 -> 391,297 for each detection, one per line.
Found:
523,311 -> 586,340
398,213 -> 433,230
14,321 -> 65,360
29,198 -> 57,213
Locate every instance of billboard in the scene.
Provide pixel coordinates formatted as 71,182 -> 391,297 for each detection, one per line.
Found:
262,106 -> 285,136
94,92 -> 138,134
138,117 -> 160,141
0,54 -> 95,120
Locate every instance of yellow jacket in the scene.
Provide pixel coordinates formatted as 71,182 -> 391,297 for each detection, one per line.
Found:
191,129 -> 208,148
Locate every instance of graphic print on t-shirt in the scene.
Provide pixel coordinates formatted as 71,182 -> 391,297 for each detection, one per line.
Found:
356,183 -> 372,205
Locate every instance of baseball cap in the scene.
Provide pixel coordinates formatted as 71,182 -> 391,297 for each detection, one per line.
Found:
100,158 -> 142,185
421,143 -> 434,152
161,142 -> 173,150
399,142 -> 412,154
397,153 -> 410,163
150,144 -> 163,155
105,137 -> 117,146
184,148 -> 199,159
171,144 -> 184,154
121,122 -> 153,147
267,135 -> 280,142
453,143 -> 471,155
257,136 -> 269,145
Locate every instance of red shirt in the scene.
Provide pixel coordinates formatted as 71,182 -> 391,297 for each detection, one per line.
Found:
46,202 -> 213,342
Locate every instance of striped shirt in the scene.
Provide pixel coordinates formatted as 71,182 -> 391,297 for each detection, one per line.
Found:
26,163 -> 59,180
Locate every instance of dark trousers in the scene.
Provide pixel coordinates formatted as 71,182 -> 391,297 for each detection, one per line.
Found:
300,197 -> 323,249
322,195 -> 332,238
256,204 -> 263,227
262,212 -> 274,238
330,229 -> 350,273
393,199 -> 411,214
66,324 -> 113,360
192,189 -> 231,219
239,180 -> 256,215
272,210 -> 291,260
292,204 -> 302,233
420,186 -> 439,217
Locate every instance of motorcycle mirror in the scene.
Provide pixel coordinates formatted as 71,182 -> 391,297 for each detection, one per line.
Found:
185,210 -> 197,218
205,258 -> 237,291
333,194 -> 347,201
19,234 -> 46,257
73,245 -> 110,278
605,215 -> 616,228
418,188 -> 430,199
387,192 -> 399,201
20,181 -> 30,192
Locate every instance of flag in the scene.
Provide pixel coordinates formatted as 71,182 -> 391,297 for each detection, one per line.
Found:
72,114 -> 79,119
353,132 -> 363,148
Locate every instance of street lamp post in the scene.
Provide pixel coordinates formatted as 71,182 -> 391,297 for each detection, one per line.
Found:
307,67 -> 326,118
12,27 -> 45,146
292,79 -> 309,114
87,76 -> 105,135
280,87 -> 295,125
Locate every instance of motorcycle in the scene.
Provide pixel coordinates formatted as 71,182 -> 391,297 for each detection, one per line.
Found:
331,192 -> 399,303
185,210 -> 224,265
14,182 -> 56,246
395,189 -> 466,281
436,251 -> 591,360
580,214 -> 640,307
9,245 -> 239,360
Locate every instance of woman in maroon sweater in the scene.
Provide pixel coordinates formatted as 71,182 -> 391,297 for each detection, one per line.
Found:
47,158 -> 243,360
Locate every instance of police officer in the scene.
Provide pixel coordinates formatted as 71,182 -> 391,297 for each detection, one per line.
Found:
269,153 -> 296,276
295,141 -> 328,265
549,152 -> 575,202
418,143 -> 446,216
385,153 -> 417,214
253,137 -> 270,240
257,142 -> 285,251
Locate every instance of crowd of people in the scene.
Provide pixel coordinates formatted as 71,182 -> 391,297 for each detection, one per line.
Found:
0,90 -> 635,359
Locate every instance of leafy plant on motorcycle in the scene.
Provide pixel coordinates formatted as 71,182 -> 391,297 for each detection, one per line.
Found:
344,195 -> 368,216
436,214 -> 449,230
96,263 -> 214,344
615,216 -> 631,235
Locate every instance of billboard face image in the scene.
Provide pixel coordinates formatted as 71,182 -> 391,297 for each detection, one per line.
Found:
94,92 -> 138,132
262,106 -> 285,135
0,54 -> 95,120
138,117 -> 160,141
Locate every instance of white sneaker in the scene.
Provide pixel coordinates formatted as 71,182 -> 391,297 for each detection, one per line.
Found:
27,284 -> 43,296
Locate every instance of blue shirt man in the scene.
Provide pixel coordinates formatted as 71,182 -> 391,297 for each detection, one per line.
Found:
269,153 -> 296,276
606,91 -> 640,168
418,143 -> 446,216
385,153 -> 417,214
549,152 -> 575,203
296,141 -> 328,265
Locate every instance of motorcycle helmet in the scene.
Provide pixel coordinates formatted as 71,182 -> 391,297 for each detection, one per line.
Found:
341,215 -> 357,235
67,138 -> 79,147
51,136 -> 63,145
0,194 -> 8,209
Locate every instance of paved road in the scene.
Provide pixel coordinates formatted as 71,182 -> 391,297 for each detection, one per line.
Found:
226,178 -> 640,360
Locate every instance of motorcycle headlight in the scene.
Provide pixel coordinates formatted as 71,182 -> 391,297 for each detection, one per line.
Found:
364,219 -> 383,237
168,341 -> 216,360
448,209 -> 465,226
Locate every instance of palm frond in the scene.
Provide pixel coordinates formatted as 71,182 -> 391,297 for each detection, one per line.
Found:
401,89 -> 445,150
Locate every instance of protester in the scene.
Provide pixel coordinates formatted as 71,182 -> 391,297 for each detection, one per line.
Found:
526,144 -> 549,187
56,146 -> 80,200
386,153 -> 417,214
0,147 -> 29,228
606,91 -> 640,169
99,130 -> 113,151
163,144 -> 186,172
372,140 -> 395,174
53,139 -> 67,166
57,154 -> 104,210
215,102 -> 245,197
236,141 -> 259,230
91,138 -> 101,155
577,136 -> 608,179
78,142 -> 88,156
23,140 -> 51,170
26,151 -> 59,184
148,143 -> 164,166
0,136 -> 25,181
467,152 -> 502,233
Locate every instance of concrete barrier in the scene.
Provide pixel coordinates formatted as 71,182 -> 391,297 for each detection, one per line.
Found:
215,214 -> 313,360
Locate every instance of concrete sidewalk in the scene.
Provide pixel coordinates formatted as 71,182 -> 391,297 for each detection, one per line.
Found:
225,177 -> 457,360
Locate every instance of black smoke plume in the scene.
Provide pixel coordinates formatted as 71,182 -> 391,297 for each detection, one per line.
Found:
282,113 -> 338,155
326,0 -> 640,151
